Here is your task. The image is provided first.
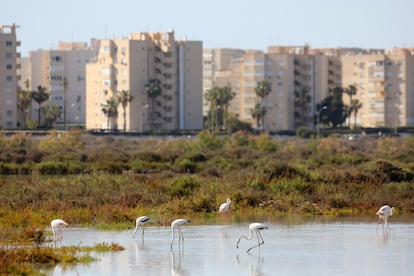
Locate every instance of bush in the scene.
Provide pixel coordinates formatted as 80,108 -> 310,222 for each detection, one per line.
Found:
296,126 -> 315,138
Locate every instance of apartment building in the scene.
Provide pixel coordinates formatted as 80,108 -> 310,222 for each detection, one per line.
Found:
202,48 -> 245,116
341,48 -> 414,128
86,30 -> 203,132
204,46 -> 341,131
27,42 -> 98,128
0,24 -> 20,129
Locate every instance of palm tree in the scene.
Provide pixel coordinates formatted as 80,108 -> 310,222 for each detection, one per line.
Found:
117,90 -> 133,132
344,84 -> 357,102
344,85 -> 357,127
17,79 -> 33,128
32,85 -> 49,127
218,85 -> 234,131
294,86 -> 311,127
350,99 -> 363,129
44,105 -> 62,128
101,97 -> 119,131
250,103 -> 266,129
144,79 -> 162,131
205,86 -> 220,132
254,80 -> 271,130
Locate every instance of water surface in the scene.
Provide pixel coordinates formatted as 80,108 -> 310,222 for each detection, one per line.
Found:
46,217 -> 414,275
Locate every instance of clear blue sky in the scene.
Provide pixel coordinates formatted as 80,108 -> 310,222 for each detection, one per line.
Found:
2,0 -> 413,56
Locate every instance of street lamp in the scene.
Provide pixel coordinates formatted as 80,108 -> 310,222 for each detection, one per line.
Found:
317,106 -> 327,138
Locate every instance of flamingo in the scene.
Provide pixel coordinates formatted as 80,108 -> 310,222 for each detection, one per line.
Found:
132,216 -> 151,239
236,223 -> 269,253
376,205 -> 395,230
219,198 -> 232,222
51,219 -> 68,246
170,219 -> 190,248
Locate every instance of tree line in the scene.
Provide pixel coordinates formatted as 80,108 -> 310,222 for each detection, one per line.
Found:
205,82 -> 363,133
16,76 -> 362,133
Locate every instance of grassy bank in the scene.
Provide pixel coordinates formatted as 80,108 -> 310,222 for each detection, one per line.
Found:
1,130 -> 414,235
1,130 -> 414,273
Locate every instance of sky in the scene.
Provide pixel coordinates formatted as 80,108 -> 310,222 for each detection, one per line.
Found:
2,0 -> 413,56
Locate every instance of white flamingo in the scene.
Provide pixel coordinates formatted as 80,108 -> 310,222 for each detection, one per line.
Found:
170,219 -> 190,248
51,219 -> 68,246
219,198 -> 232,222
236,223 -> 269,253
132,216 -> 151,239
376,205 -> 395,230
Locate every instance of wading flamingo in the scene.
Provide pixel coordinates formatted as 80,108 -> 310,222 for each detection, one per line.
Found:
170,219 -> 190,249
51,219 -> 68,246
376,205 -> 395,230
132,216 -> 151,239
236,223 -> 269,253
219,198 -> 232,222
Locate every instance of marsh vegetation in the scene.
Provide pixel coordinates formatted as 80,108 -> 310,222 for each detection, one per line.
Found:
1,130 -> 414,273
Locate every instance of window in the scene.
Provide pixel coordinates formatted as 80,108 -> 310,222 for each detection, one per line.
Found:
6,41 -> 12,46
51,56 -> 63,62
6,64 -> 12,70
5,52 -> 12,59
6,76 -> 13,81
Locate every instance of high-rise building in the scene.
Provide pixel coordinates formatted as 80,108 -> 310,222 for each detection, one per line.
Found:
27,42 -> 98,128
86,30 -> 203,132
0,24 -> 20,129
204,46 -> 341,131
202,48 -> 245,116
341,48 -> 414,128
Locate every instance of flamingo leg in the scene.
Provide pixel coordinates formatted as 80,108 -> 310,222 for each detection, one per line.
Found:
246,232 -> 262,253
258,232 -> 265,246
170,228 -> 175,249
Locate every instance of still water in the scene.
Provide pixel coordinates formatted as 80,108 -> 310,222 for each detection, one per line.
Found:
45,217 -> 414,276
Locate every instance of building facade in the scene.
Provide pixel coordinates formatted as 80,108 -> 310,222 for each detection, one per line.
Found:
203,46 -> 341,131
86,30 -> 203,132
341,48 -> 414,128
27,42 -> 98,128
0,24 -> 20,129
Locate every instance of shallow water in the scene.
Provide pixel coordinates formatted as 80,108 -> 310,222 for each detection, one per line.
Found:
45,217 -> 414,276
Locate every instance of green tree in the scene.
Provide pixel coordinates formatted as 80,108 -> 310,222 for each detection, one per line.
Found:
350,99 -> 363,129
117,90 -> 133,132
218,85 -> 234,131
254,80 -> 272,130
344,84 -> 357,127
294,86 -> 311,127
144,79 -> 162,131
250,103 -> 266,129
32,85 -> 49,127
101,97 -> 119,131
205,86 -> 220,133
317,86 -> 347,128
44,105 -> 62,128
17,79 -> 33,128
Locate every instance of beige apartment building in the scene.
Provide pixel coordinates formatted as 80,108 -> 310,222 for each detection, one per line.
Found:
26,42 -> 98,128
202,48 -> 245,116
341,48 -> 414,128
0,24 -> 20,129
203,46 -> 341,131
86,30 -> 203,132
